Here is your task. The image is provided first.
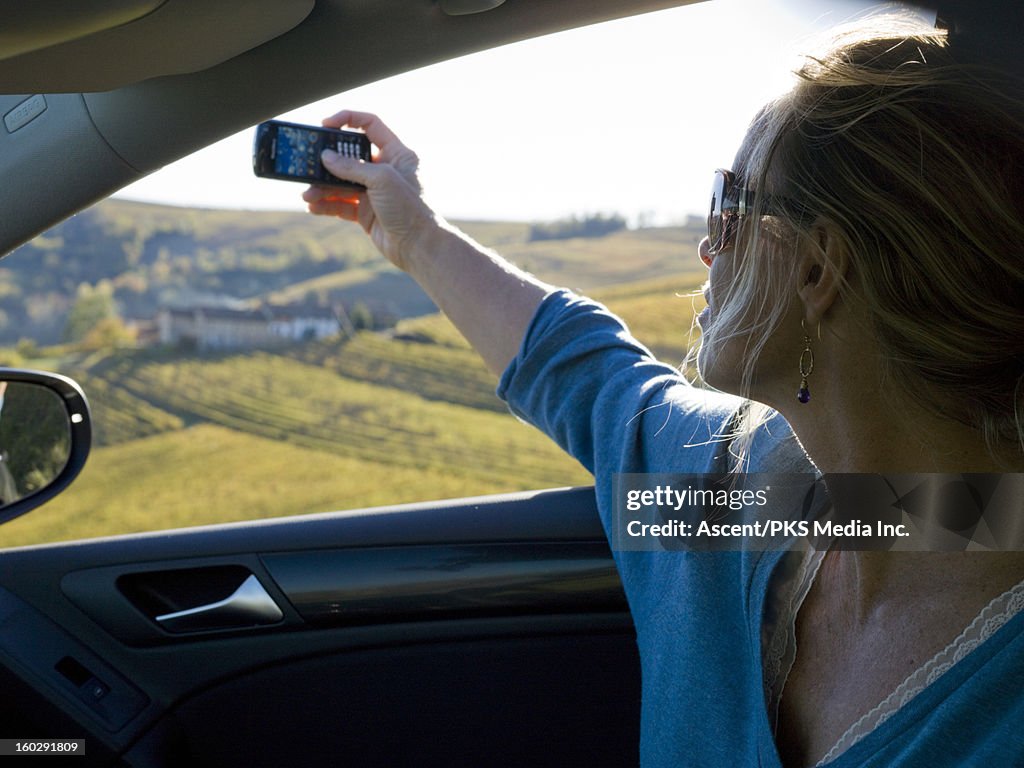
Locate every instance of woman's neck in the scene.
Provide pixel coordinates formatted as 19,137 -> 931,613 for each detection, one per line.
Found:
776,353 -> 1020,474
798,413 -> 1013,474
778,374 -> 1024,593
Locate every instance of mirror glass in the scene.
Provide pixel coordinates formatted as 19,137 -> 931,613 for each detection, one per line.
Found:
0,381 -> 70,508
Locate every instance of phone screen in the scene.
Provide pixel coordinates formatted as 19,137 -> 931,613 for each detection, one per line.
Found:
275,125 -> 329,180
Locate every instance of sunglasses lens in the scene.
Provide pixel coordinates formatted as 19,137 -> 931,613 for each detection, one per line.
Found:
707,171 -> 727,253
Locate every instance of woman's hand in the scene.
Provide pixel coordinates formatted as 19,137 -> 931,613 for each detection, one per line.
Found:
302,110 -> 435,272
302,109 -> 551,376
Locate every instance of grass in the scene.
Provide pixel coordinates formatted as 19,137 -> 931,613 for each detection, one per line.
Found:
114,352 -> 588,487
287,332 -> 504,413
67,371 -> 185,446
1,424 -> 565,547
595,275 -> 706,366
2,221 -> 709,547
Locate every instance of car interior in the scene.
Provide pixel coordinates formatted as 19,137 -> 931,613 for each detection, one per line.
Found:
0,0 -> 1016,765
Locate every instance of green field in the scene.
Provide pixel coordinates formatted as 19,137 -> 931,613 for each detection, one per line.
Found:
1,222 -> 707,548
2,424 -> 567,546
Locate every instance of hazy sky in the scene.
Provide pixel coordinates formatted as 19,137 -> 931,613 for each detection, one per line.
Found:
115,0 -> 930,225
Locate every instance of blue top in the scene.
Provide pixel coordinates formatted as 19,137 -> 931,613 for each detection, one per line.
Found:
497,290 -> 1024,767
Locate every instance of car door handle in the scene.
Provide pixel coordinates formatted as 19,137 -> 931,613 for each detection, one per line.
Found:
155,575 -> 283,633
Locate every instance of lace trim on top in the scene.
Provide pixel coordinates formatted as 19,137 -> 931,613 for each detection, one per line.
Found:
763,546 -> 827,729
815,576 -> 1024,766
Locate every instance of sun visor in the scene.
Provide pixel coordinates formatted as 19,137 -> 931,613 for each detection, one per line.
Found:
0,0 -> 314,93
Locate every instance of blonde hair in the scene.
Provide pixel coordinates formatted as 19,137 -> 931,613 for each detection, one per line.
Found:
696,14 -> 1024,466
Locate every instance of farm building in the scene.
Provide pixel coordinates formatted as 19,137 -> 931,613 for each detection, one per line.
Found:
156,305 -> 340,351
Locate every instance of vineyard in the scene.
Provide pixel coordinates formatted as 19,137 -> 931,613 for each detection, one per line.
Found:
108,352 -> 584,486
1,227 -> 707,548
287,331 -> 503,413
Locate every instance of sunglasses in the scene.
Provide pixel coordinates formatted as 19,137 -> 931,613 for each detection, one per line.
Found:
704,168 -> 754,263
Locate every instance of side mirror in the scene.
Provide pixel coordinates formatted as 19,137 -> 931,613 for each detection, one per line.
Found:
0,369 -> 91,527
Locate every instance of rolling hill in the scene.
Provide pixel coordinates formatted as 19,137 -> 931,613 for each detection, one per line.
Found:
1,204 -> 708,547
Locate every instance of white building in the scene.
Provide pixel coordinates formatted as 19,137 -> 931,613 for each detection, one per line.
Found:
156,305 -> 340,351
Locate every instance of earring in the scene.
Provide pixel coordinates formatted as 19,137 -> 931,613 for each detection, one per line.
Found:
797,319 -> 814,404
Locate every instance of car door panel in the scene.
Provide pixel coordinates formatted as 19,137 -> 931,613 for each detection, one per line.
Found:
0,486 -> 641,766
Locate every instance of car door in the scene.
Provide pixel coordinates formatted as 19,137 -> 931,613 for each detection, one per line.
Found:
0,486 -> 639,767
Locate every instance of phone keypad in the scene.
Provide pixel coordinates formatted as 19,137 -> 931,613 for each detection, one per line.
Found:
335,139 -> 367,159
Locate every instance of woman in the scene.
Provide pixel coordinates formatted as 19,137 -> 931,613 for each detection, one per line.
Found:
304,15 -> 1024,767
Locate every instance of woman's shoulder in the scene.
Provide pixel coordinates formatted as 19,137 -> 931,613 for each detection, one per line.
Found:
500,287 -> 813,476
644,389 -> 811,474
747,409 -> 813,473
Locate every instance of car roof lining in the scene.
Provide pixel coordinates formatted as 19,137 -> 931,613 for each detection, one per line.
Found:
0,0 -> 315,93
0,0 -> 164,62
0,0 -> 695,257
4,0 -> 1017,259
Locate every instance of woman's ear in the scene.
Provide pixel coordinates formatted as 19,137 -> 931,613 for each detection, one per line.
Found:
797,220 -> 848,324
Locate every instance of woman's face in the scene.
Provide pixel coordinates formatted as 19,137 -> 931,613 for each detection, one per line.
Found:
695,232 -> 750,393
693,161 -> 802,409
696,138 -> 761,387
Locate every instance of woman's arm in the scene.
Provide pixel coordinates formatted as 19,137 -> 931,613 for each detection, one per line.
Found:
303,110 -> 554,377
301,110 -> 778,481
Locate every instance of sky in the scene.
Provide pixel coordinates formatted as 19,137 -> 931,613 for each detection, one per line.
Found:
114,0 -> 932,225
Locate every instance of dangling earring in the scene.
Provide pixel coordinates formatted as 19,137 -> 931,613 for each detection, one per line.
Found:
797,319 -> 814,404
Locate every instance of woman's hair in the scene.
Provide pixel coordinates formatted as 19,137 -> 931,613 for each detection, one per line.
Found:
698,13 -> 1024,467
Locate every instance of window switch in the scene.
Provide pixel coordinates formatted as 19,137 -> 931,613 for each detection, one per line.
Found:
83,677 -> 110,702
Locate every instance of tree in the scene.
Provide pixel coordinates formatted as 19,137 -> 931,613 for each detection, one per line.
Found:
527,212 -> 627,242
80,316 -> 137,352
350,302 -> 374,331
63,282 -> 116,343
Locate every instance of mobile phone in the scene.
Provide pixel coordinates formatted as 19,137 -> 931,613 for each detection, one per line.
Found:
252,119 -> 371,189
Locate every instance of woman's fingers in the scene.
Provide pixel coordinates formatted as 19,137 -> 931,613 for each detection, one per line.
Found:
319,149 -> 419,198
321,110 -> 418,180
303,185 -> 360,205
322,110 -> 403,153
318,149 -> 376,188
306,195 -> 361,222
302,185 -> 358,204
302,110 -> 432,270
